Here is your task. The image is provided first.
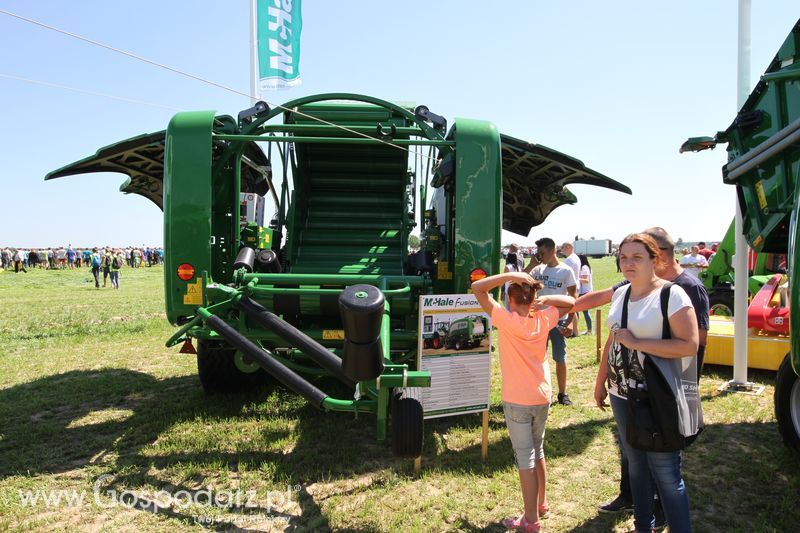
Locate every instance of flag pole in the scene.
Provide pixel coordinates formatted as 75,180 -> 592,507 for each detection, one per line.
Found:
249,0 -> 258,104
729,0 -> 757,393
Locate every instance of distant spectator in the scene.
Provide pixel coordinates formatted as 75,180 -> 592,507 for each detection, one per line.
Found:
110,249 -> 124,289
47,248 -> 55,270
561,242 -> 582,336
83,248 -> 92,268
102,248 -> 114,287
67,245 -> 76,269
13,248 -> 27,273
502,243 -> 525,310
697,241 -> 714,261
577,254 -> 593,334
708,243 -> 719,263
56,246 -> 67,269
90,248 -> 102,288
28,248 -> 39,269
679,245 -> 709,279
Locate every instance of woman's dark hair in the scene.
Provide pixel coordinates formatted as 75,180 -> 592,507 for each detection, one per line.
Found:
507,280 -> 544,306
578,254 -> 591,270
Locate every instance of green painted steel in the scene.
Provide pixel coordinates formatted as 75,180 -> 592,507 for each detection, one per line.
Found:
163,111 -> 216,324
452,119 -> 503,292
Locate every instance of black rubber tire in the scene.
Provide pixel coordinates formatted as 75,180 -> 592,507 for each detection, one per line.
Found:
432,335 -> 441,349
775,353 -> 800,451
423,338 -> 431,349
391,387 -> 424,458
455,339 -> 463,351
196,339 -> 271,393
708,290 -> 735,317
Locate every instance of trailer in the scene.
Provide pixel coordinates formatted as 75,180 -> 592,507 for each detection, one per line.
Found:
573,239 -> 611,258
47,93 -> 630,457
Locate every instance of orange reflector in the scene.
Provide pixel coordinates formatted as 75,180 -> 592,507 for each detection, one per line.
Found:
177,263 -> 195,281
469,268 -> 487,283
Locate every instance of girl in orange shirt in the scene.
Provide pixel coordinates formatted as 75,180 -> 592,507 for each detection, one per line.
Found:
473,271 -> 574,532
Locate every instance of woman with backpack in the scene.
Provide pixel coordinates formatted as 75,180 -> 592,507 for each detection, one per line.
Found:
595,233 -> 699,532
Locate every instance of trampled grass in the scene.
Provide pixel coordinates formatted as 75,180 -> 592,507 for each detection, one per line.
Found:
0,259 -> 797,532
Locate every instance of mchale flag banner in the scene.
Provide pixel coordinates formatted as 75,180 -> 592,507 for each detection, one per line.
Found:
256,0 -> 302,90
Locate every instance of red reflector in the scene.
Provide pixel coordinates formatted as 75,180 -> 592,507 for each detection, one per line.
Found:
177,263 -> 195,281
179,339 -> 197,354
469,268 -> 487,283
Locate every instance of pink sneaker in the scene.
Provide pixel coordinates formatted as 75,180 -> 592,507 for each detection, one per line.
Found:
501,515 -> 542,532
538,503 -> 550,517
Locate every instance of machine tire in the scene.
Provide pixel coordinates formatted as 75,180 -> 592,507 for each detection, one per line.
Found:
432,334 -> 441,349
391,387 -> 424,458
423,339 -> 431,349
775,353 -> 800,451
709,290 -> 735,317
454,339 -> 463,351
197,339 -> 271,393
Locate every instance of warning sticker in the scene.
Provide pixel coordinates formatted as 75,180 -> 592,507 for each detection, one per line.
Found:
183,278 -> 204,306
322,330 -> 345,340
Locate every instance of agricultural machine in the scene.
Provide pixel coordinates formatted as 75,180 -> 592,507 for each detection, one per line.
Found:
699,217 -> 787,316
47,93 -> 630,457
682,19 -> 800,450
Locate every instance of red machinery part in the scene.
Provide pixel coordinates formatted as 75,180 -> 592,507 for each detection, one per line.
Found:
747,273 -> 790,334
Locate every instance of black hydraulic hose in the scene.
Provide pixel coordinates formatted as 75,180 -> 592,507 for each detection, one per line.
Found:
235,296 -> 355,387
204,314 -> 327,409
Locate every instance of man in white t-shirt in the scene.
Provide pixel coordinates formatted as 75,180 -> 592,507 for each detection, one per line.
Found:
561,242 -> 581,336
530,237 -> 577,405
679,245 -> 708,278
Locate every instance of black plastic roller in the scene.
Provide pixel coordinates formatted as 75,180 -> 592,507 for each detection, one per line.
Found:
339,284 -> 384,344
339,284 -> 386,381
341,338 -> 384,382
234,247 -> 256,272
256,248 -> 282,272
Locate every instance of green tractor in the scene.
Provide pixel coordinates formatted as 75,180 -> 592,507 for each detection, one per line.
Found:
47,93 -> 630,457
683,19 -> 800,450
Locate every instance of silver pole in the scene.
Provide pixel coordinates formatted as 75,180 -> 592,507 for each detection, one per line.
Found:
732,0 -> 751,385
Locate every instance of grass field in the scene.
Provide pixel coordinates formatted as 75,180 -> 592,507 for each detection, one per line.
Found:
0,258 -> 798,532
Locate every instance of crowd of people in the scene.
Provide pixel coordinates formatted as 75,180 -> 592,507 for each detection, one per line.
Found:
478,227 -> 708,533
1,245 -> 164,290
1,245 -> 164,274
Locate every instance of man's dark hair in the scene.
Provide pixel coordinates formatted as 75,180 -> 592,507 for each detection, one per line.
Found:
698,241 -> 706,247
535,237 -> 555,250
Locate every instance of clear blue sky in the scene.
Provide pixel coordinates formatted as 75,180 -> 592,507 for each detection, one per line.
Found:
1,1 -> 797,248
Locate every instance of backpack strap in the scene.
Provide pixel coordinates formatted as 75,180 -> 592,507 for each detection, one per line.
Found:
660,282 -> 673,340
621,286 -> 632,376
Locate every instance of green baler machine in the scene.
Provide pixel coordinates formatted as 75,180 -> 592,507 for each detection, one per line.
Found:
683,20 -> 800,450
47,93 -> 630,457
